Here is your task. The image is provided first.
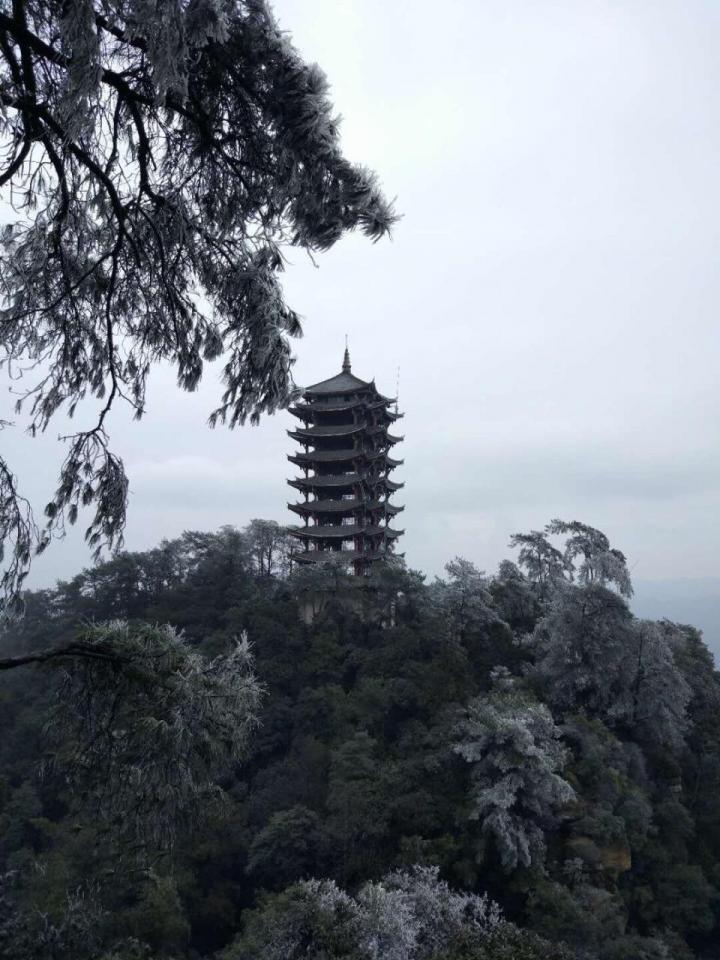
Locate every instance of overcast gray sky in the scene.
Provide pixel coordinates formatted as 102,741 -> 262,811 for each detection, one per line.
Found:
3,0 -> 719,591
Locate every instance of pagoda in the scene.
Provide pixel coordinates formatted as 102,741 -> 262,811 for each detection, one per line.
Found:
287,348 -> 404,575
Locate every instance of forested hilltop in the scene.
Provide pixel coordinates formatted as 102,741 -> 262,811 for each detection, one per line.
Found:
1,520 -> 719,960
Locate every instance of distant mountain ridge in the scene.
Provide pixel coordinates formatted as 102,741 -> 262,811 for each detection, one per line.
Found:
633,577 -> 720,662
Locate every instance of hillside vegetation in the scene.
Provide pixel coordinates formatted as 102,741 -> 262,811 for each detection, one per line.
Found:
1,521 -> 718,960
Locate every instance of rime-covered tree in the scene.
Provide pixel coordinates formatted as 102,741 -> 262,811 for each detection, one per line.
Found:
531,586 -> 691,748
221,867 -> 503,960
0,0 -> 395,609
454,678 -> 575,870
545,519 -> 633,598
43,620 -> 261,849
624,619 -> 691,750
0,876 -> 109,960
489,560 -> 538,632
434,558 -> 496,643
2,520 -> 719,958
511,522 -> 688,741
510,520 -> 633,603
509,529 -> 569,602
530,583 -> 638,718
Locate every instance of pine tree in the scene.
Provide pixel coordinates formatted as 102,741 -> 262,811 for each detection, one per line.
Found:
454,679 -> 575,870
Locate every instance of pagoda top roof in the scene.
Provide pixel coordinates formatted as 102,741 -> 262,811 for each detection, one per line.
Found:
301,347 -> 392,401
304,370 -> 371,396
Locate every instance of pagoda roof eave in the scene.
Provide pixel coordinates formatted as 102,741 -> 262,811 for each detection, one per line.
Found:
288,474 -> 362,490
302,369 -> 372,396
288,449 -> 403,467
290,523 -> 402,540
287,424 -> 365,441
288,449 -> 357,465
288,475 -> 404,492
291,549 -> 385,565
300,384 -> 394,402
289,398 -> 398,417
288,499 -> 405,515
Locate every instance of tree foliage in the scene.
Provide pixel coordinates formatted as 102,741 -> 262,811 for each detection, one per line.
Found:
510,520 -> 633,600
531,587 -> 691,749
0,0 -> 395,610
433,558 -> 496,643
222,867 -> 502,960
46,620 -> 261,850
454,679 -> 576,870
0,518 -> 718,959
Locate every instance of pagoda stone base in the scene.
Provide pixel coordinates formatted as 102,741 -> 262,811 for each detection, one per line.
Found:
298,589 -> 330,625
296,582 -> 397,627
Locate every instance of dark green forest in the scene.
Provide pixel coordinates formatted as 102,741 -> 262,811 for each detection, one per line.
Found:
1,520 -> 719,960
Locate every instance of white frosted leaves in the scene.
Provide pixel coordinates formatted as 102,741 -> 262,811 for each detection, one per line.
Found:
454,688 -> 576,870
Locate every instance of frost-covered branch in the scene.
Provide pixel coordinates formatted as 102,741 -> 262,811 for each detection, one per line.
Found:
0,0 -> 396,606
42,620 -> 261,850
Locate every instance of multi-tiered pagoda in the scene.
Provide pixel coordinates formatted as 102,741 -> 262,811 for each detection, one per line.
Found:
288,349 -> 404,575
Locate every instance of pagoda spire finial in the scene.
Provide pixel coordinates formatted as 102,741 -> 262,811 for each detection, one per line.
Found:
342,336 -> 351,373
